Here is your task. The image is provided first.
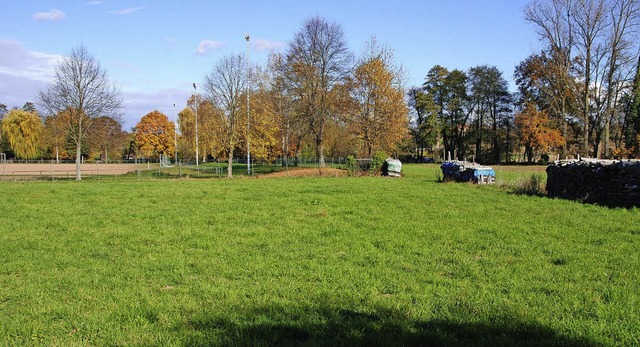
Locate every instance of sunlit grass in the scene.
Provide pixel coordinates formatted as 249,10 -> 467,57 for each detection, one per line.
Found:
0,164 -> 638,345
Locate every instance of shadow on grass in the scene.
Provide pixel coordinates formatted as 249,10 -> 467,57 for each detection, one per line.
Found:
178,304 -> 601,347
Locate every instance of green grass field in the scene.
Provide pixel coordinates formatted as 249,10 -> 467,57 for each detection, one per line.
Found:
1,164 -> 638,346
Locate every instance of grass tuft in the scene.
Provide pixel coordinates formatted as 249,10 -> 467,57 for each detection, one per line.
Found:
501,173 -> 547,196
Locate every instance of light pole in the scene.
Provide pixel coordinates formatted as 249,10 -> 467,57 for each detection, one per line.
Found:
193,83 -> 199,169
173,103 -> 178,164
245,33 -> 251,175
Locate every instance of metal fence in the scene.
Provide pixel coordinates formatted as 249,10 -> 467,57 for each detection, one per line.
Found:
0,157 -> 347,181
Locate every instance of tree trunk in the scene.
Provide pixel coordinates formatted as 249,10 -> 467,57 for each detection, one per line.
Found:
491,102 -> 500,164
604,110 -> 611,158
75,142 -> 82,181
317,140 -> 327,168
295,137 -> 301,166
505,121 -> 511,163
526,146 -> 534,163
475,113 -> 482,162
560,96 -> 568,159
456,132 -> 465,161
75,123 -> 83,181
316,136 -> 325,168
581,92 -> 597,155
281,134 -> 288,167
282,120 -> 289,167
593,126 -> 602,158
227,148 -> 233,178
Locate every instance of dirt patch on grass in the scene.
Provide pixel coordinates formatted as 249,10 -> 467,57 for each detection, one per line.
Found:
259,168 -> 348,178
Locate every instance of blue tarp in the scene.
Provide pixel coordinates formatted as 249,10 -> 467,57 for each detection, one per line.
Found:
474,168 -> 496,179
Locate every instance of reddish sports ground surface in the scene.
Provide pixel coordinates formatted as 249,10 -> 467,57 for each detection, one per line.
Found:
0,163 -> 139,176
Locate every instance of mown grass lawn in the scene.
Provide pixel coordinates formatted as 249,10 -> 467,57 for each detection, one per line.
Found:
0,164 -> 638,346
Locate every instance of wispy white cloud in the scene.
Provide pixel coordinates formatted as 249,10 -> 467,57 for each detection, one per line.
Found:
194,40 -> 224,56
0,40 -> 62,82
110,6 -> 144,15
86,1 -> 103,5
0,40 -> 64,108
32,9 -> 66,22
253,38 -> 285,52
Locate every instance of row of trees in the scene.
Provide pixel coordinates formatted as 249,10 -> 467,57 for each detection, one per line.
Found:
408,0 -> 640,164
137,17 -> 409,177
0,103 -> 128,164
409,65 -> 516,164
1,45 -> 129,180
3,3 -> 640,179
1,17 -> 409,179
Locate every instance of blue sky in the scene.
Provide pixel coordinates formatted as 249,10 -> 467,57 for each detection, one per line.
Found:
0,0 -> 540,129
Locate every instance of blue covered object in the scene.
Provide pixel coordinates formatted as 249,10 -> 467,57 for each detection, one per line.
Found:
441,161 -> 496,184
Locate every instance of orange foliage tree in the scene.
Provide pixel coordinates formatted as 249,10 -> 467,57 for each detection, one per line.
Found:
347,46 -> 408,157
135,110 -> 176,160
515,103 -> 564,162
88,116 -> 127,161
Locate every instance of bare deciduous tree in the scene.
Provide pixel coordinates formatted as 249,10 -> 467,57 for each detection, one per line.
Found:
286,16 -> 352,167
573,0 -> 608,154
600,0 -> 640,157
203,54 -> 247,178
526,0 -> 640,158
38,44 -> 122,180
267,52 -> 297,167
525,0 -> 575,157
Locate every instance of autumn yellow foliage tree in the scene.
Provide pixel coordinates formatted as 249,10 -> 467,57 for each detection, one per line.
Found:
347,43 -> 408,157
265,52 -> 303,165
1,109 -> 43,159
181,95 -> 230,162
515,103 -> 564,162
237,69 -> 281,163
199,99 -> 225,161
178,103 -> 196,160
135,110 -> 176,159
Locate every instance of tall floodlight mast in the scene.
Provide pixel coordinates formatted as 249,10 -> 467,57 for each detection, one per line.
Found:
245,33 -> 251,175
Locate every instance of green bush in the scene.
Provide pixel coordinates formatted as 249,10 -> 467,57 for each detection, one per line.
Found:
512,174 -> 546,196
346,155 -> 357,177
539,153 -> 550,165
370,151 -> 388,175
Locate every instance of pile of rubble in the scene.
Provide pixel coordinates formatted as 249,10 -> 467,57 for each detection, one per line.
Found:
546,158 -> 640,207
